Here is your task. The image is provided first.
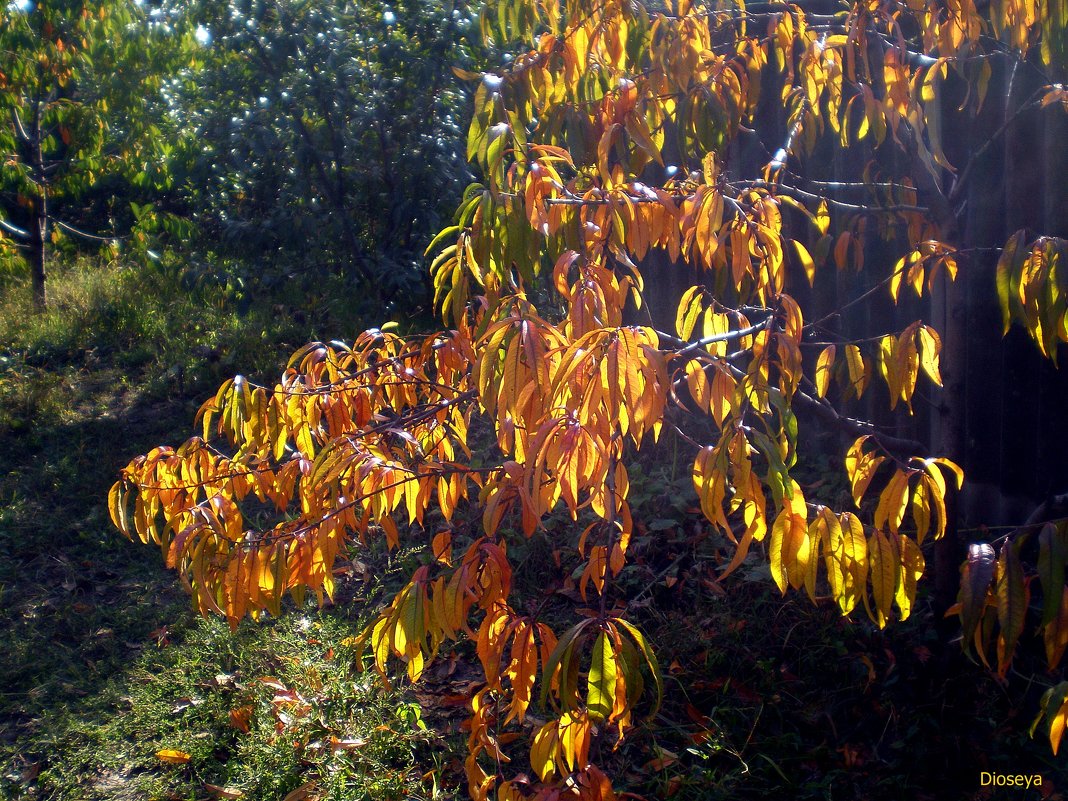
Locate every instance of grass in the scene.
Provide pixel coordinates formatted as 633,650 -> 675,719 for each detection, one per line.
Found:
0,258 -> 451,801
14,609 -> 442,801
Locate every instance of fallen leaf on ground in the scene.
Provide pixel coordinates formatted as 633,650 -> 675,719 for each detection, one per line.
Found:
205,783 -> 244,799
155,749 -> 191,764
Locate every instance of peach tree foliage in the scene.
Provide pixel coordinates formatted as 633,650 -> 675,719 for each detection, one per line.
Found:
111,0 -> 1068,796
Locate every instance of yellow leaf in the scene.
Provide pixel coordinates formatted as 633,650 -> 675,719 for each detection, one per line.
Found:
702,151 -> 720,185
844,436 -> 885,508
996,543 -> 1028,678
911,476 -> 931,544
108,481 -> 129,537
770,494 -> 807,594
156,749 -> 191,764
432,529 -> 453,565
709,368 -> 735,428
1051,697 -> 1068,755
918,326 -> 944,386
821,507 -> 845,598
530,720 -> 560,782
675,286 -> 703,340
557,710 -> 591,772
793,239 -> 816,286
685,359 -> 711,412
831,512 -> 868,615
843,344 -> 869,398
814,345 -> 835,398
928,457 -> 964,490
875,469 -> 911,534
504,623 -> 537,724
868,530 -> 898,629
612,616 -> 662,718
878,334 -> 899,409
815,199 -> 830,235
693,445 -> 730,531
803,514 -> 824,602
896,535 -> 925,621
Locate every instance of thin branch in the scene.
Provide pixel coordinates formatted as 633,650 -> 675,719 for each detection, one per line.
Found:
805,255 -> 918,332
947,90 -> 1044,206
10,108 -> 29,142
782,170 -> 917,193
790,386 -> 924,455
0,218 -> 31,239
737,179 -> 929,214
674,317 -> 773,357
55,218 -> 122,242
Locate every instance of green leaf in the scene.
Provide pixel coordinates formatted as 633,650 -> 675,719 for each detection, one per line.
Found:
959,542 -> 995,650
614,617 -> 663,719
587,629 -> 617,723
995,231 -> 1026,334
539,618 -> 594,712
1038,523 -> 1067,627
996,541 -> 1028,676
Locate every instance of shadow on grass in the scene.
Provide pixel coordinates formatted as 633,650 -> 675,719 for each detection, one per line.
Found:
0,382 -> 196,781
0,263 -> 441,800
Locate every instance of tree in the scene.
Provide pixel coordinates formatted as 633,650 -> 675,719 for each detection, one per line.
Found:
0,0 -> 193,310
162,0 -> 484,305
112,0 -> 1068,797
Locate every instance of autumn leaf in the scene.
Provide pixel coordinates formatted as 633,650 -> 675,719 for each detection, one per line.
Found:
229,706 -> 253,733
156,749 -> 191,764
205,784 -> 244,799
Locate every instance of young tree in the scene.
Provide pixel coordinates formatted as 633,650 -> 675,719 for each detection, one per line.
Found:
0,0 -> 191,310
163,0 -> 484,304
112,0 -> 1068,797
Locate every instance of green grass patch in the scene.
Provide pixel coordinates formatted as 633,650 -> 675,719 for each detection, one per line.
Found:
0,257 -> 449,800
5,608 -> 442,801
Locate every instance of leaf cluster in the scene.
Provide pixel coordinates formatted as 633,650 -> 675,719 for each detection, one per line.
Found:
113,0 -> 1068,796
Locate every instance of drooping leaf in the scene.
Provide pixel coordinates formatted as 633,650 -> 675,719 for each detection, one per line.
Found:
814,345 -> 835,398
1044,587 -> 1068,669
996,541 -> 1028,677
867,529 -> 898,629
959,543 -> 996,651
1038,523 -> 1067,627
586,629 -> 617,723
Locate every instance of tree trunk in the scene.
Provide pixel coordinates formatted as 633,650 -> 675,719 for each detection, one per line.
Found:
933,260 -> 965,613
30,189 -> 47,313
910,134 -> 964,616
30,99 -> 48,314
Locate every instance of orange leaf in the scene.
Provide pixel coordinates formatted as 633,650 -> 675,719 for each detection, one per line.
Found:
229,705 -> 253,733
156,749 -> 191,764
432,529 -> 453,565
